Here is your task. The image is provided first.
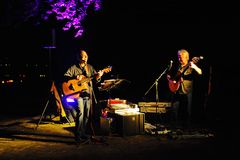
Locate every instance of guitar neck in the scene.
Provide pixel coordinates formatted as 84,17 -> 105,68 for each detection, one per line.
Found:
174,56 -> 202,80
76,66 -> 112,85
180,63 -> 191,76
77,77 -> 92,85
173,63 -> 190,81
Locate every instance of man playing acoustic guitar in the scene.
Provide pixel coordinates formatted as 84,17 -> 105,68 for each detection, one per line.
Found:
63,49 -> 111,143
167,49 -> 202,129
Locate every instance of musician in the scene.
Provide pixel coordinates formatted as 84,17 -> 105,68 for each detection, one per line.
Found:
63,49 -> 104,142
167,49 -> 202,129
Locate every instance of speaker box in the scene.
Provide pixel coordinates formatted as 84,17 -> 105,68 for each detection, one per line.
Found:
109,112 -> 145,136
100,117 -> 112,135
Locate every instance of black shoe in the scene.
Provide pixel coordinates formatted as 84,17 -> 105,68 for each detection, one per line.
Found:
75,137 -> 85,143
81,135 -> 90,140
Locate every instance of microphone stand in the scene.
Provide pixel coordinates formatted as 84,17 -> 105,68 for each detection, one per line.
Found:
144,65 -> 170,132
144,66 -> 169,100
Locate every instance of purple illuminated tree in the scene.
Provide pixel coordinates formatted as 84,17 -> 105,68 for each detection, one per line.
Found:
1,0 -> 102,38
42,0 -> 102,38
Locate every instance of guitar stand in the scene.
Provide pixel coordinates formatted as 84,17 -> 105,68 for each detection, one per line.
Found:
35,83 -> 71,130
35,94 -> 52,130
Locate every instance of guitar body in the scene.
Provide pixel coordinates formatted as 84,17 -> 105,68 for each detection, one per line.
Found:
168,69 -> 183,93
62,66 -> 112,99
62,78 -> 90,99
168,79 -> 181,93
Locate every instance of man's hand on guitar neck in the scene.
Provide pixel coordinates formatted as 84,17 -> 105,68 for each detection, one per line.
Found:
76,75 -> 85,81
98,70 -> 104,77
189,62 -> 202,75
95,70 -> 104,81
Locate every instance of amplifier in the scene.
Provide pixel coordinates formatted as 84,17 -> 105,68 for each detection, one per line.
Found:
108,98 -> 127,105
139,107 -> 167,113
138,102 -> 171,113
138,102 -> 171,108
108,112 -> 145,136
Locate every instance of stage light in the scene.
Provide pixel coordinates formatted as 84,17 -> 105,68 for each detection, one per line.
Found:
66,97 -> 75,103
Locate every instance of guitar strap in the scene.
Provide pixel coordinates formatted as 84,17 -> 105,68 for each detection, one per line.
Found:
85,64 -> 92,93
85,64 -> 89,76
178,65 -> 186,73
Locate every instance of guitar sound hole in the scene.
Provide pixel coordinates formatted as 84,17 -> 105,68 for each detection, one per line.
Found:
69,84 -> 74,91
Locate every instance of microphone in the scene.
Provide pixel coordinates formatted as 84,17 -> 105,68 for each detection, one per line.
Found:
168,60 -> 173,71
81,59 -> 87,65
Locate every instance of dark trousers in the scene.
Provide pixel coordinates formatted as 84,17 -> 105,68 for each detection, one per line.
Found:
171,93 -> 192,128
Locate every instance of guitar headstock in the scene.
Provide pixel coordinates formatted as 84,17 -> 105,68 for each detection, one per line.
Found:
191,56 -> 204,64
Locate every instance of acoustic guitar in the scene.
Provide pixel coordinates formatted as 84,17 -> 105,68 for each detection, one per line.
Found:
62,66 -> 112,99
168,56 -> 203,93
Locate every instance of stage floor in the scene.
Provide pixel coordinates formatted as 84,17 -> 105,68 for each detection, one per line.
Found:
0,114 -> 235,160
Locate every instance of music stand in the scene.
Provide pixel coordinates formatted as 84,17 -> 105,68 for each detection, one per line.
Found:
99,79 -> 127,99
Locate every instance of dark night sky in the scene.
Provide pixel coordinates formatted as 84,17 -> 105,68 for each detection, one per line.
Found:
0,1 -> 238,120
